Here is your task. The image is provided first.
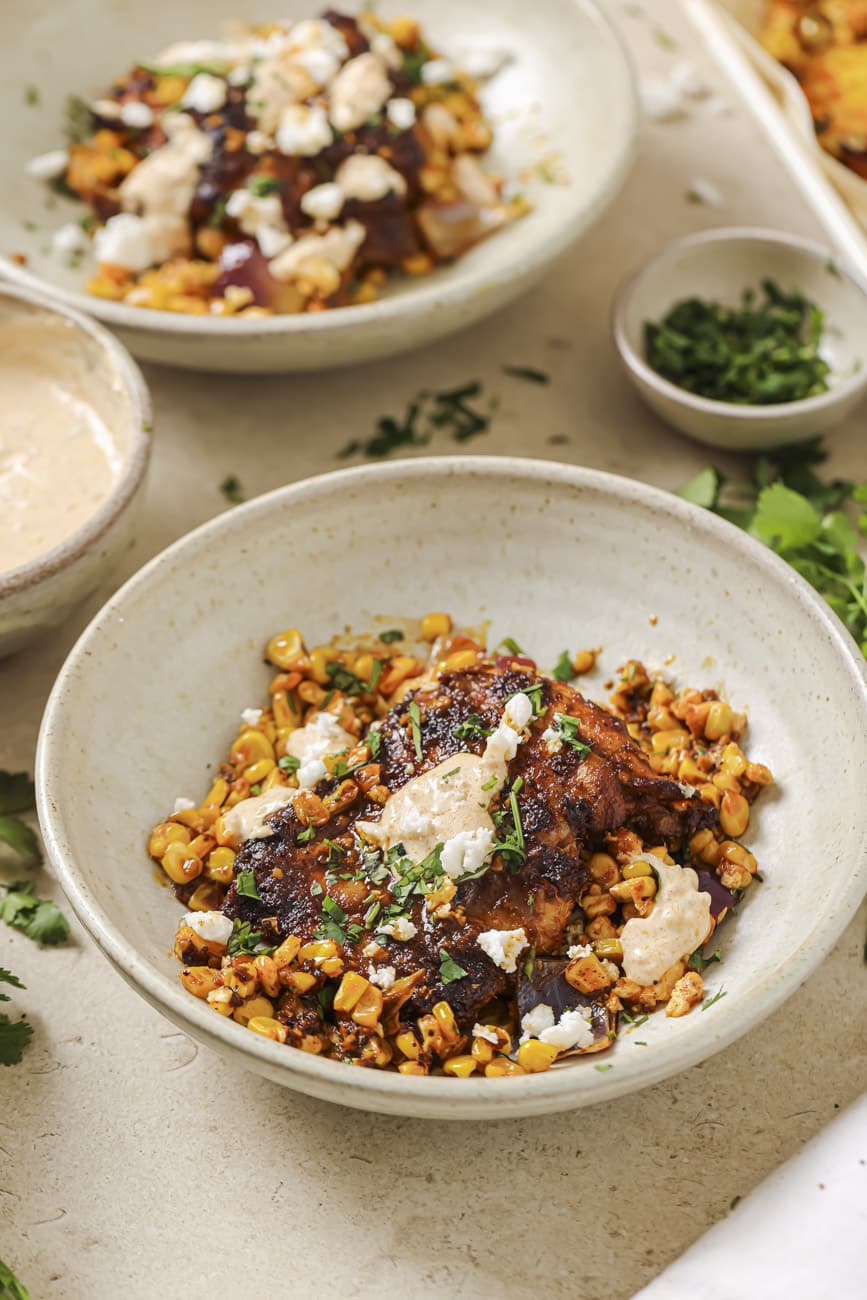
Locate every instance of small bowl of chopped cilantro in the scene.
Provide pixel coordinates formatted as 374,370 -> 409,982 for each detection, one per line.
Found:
612,227 -> 867,449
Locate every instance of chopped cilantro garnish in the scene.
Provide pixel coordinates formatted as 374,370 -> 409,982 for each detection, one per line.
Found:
235,869 -> 260,900
441,767 -> 461,782
325,661 -> 367,696
227,919 -> 273,957
454,714 -> 492,743
408,700 -> 423,762
552,650 -> 574,682
492,794 -> 526,871
507,682 -> 545,716
0,967 -> 33,1068
0,771 -> 39,865
64,94 -> 93,143
367,730 -> 382,759
553,715 -> 592,759
594,1062 -> 614,1072
499,636 -> 524,655
315,895 -> 361,945
336,380 -> 490,460
139,59 -> 230,77
481,775 -> 498,792
310,880 -> 324,897
296,826 -> 315,845
278,754 -> 300,773
702,987 -> 727,1011
503,364 -> 550,385
368,658 -> 385,692
25,85 -> 40,107
379,628 -> 404,644
208,194 -> 228,228
248,174 -> 281,197
363,900 -> 381,928
438,948 -> 468,984
688,948 -> 722,973
219,474 -> 244,504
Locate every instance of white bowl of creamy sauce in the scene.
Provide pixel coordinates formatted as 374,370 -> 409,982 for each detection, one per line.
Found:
0,284 -> 151,657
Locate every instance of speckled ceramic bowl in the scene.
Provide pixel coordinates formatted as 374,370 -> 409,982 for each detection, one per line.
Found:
0,0 -> 637,373
36,458 -> 867,1119
0,283 -> 151,658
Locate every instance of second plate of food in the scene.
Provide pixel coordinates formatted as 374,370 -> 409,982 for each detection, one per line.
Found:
1,0 -> 637,371
36,458 -> 867,1119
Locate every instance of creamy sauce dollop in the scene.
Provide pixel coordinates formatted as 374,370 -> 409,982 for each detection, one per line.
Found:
0,313 -> 127,573
620,856 -> 713,985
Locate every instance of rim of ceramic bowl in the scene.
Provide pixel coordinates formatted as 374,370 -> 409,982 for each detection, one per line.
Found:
611,225 -> 867,421
0,282 -> 152,598
35,457 -> 867,1116
0,0 -> 639,341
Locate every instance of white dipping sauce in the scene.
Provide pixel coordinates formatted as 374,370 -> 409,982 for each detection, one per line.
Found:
0,313 -> 126,573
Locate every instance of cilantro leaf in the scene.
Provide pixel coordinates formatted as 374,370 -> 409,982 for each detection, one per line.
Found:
438,948 -> 468,984
325,661 -> 367,696
751,483 -> 822,551
688,948 -> 722,973
0,817 -> 40,865
278,754 -> 300,773
0,968 -> 25,994
677,466 -> 721,509
379,628 -> 404,644
454,714 -> 492,743
0,772 -> 35,815
227,919 -> 272,957
499,636 -> 524,655
0,1015 -> 34,1068
552,650 -> 574,682
219,475 -> 245,504
235,869 -> 260,900
0,883 -> 69,945
553,714 -> 592,759
408,700 -> 423,762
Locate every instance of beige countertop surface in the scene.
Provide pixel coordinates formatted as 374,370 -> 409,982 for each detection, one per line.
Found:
2,3 -> 867,1297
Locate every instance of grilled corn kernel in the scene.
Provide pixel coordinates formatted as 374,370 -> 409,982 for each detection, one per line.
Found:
247,1015 -> 288,1042
254,955 -> 280,998
398,1061 -> 428,1075
309,646 -> 333,685
229,730 -> 274,767
471,1036 -> 495,1064
621,859 -> 653,879
187,881 -> 224,912
588,852 -> 620,887
746,761 -> 773,786
651,728 -> 689,755
395,1030 -> 422,1061
234,996 -> 274,1026
243,757 -> 276,784
299,939 -> 338,963
719,790 -> 750,838
284,970 -> 318,993
161,841 -> 203,885
517,1040 -> 560,1072
206,845 -> 236,885
565,952 -> 614,994
179,966 -> 222,999
273,936 -> 302,969
704,700 -> 733,741
149,821 -> 191,858
443,1054 -> 477,1077
266,628 -> 304,669
334,970 -> 369,1013
320,957 -> 345,979
353,652 -> 375,681
421,612 -> 452,641
442,648 -> 478,672
207,987 -> 236,1016
223,963 -> 258,999
352,985 -> 384,1028
432,1000 -> 459,1044
593,937 -> 623,960
572,648 -> 598,675
485,1059 -> 526,1078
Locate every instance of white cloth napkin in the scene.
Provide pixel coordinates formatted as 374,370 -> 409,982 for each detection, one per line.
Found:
633,1092 -> 867,1299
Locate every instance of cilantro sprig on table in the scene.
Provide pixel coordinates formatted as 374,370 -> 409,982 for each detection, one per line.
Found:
0,968 -> 33,1068
0,771 -> 40,865
0,1253 -> 29,1300
679,438 -> 867,656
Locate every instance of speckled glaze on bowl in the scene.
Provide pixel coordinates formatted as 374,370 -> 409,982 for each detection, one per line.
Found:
0,283 -> 152,658
36,458 -> 867,1119
0,0 -> 637,373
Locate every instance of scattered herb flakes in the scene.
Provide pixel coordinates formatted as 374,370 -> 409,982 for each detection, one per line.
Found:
523,945 -> 536,979
429,381 -> 489,442
310,880 -> 324,897
552,650 -> 574,682
480,774 -> 498,791
219,474 -> 245,504
235,869 -> 260,900
379,628 -> 404,644
408,700 -> 423,762
645,281 -> 830,405
633,1040 -> 648,1046
825,258 -> 841,279
594,1062 -> 614,1071
0,1015 -> 34,1069
689,947 -> 722,973
325,661 -> 367,696
139,59 -> 231,78
278,754 -> 300,773
64,94 -> 93,143
548,434 -> 570,445
367,729 -> 382,760
248,174 -> 282,197
228,919 -> 273,957
296,826 -> 316,845
702,986 -> 727,1011
498,636 -> 524,655
438,948 -> 468,984
454,713 -> 492,743
208,194 -> 229,228
25,85 -> 40,107
0,882 -> 69,946
503,364 -> 551,385
653,26 -> 678,49
679,438 -> 867,657
730,1195 -> 742,1211
337,380 -> 492,460
553,714 -> 592,759
0,772 -> 40,865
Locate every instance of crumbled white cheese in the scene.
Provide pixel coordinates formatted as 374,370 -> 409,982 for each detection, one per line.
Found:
119,112 -> 211,231
93,212 -> 181,272
246,129 -> 272,155
640,77 -> 686,122
386,97 -> 416,131
362,940 -> 382,958
247,51 -> 318,134
687,177 -> 724,207
26,149 -> 69,181
454,40 -> 511,79
300,181 -> 345,221
602,959 -> 620,980
477,927 -> 528,973
472,1023 -> 500,1045
172,797 -> 196,814
91,98 -> 123,121
154,39 -> 244,66
120,100 -> 154,129
421,58 -> 456,86
225,188 -> 292,258
671,60 -> 709,99
182,910 -> 233,945
370,32 -> 402,70
335,154 -> 407,202
439,827 -> 493,880
367,964 -> 396,990
240,707 -> 263,727
229,64 -> 251,87
284,709 -> 356,790
328,52 -> 391,131
183,73 -> 228,114
378,916 -> 418,941
275,103 -> 334,156
286,19 -> 349,86
541,723 -> 563,755
51,222 -> 89,258
269,220 -> 366,282
520,1003 -> 555,1041
567,943 -> 593,960
453,154 -> 499,207
538,1006 -> 594,1050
